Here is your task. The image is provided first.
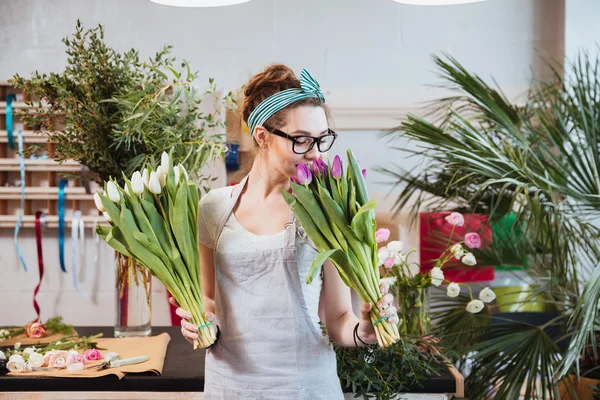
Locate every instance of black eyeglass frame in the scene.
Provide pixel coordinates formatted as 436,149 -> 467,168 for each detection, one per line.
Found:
262,123 -> 338,155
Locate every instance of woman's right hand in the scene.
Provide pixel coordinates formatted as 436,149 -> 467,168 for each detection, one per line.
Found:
168,296 -> 216,346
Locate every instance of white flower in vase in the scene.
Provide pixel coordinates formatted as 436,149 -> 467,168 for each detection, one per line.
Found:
430,267 -> 444,286
450,243 -> 465,260
461,252 -> 477,266
387,241 -> 404,254
479,287 -> 497,303
447,282 -> 461,298
466,299 -> 485,313
377,247 -> 389,267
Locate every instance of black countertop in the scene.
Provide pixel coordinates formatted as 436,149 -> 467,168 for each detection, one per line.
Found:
0,326 -> 456,394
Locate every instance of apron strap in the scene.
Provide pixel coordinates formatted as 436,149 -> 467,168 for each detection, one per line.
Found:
213,175 -> 297,250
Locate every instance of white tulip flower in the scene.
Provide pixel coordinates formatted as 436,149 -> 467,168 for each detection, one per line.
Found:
93,192 -> 106,212
149,171 -> 162,194
158,166 -> 167,187
161,152 -> 170,175
106,181 -> 120,203
142,169 -> 150,189
131,171 -> 144,195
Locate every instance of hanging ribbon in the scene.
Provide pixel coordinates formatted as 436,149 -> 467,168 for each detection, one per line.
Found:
58,179 -> 67,273
90,217 -> 100,303
33,212 -> 46,322
78,213 -> 87,284
5,93 -> 16,149
71,211 -> 87,297
13,128 -> 28,271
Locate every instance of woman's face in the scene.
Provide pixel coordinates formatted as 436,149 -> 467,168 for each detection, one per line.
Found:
263,105 -> 332,178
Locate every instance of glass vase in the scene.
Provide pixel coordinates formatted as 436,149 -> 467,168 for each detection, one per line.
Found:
395,284 -> 430,337
114,252 -> 152,338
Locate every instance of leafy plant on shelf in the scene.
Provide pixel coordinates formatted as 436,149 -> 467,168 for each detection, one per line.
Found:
10,20 -> 235,191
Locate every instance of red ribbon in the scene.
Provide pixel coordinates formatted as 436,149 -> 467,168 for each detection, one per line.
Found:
33,211 -> 45,322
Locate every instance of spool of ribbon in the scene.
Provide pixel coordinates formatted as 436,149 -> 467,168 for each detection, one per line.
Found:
14,128 -> 28,271
5,93 -> 16,149
71,211 -> 87,297
58,179 -> 68,273
33,212 -> 46,322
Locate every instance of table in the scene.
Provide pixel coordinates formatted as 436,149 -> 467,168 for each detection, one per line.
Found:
0,327 -> 463,399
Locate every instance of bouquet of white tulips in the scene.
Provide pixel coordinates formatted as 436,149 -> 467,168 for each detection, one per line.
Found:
94,152 -> 216,349
281,149 -> 400,348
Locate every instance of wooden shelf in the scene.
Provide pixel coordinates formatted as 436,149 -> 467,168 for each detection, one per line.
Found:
0,159 -> 81,172
0,130 -> 49,143
0,102 -> 50,112
0,187 -> 93,200
0,215 -> 106,229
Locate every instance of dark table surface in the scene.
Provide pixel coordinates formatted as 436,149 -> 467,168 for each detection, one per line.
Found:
0,326 -> 456,393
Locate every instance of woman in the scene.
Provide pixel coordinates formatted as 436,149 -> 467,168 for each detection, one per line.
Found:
170,64 -> 399,399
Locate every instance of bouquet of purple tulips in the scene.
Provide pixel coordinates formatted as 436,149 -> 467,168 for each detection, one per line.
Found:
281,149 -> 400,348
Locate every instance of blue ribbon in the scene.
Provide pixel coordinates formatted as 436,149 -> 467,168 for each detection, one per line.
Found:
6,94 -> 16,149
13,128 -> 28,271
58,179 -> 68,273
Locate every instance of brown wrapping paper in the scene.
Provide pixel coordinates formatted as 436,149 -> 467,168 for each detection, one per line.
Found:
0,328 -> 78,347
7,332 -> 171,379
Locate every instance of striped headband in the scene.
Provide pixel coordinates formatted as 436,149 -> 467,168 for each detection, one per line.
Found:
246,69 -> 325,139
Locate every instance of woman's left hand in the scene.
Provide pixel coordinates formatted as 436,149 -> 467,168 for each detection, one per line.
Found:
357,281 -> 399,345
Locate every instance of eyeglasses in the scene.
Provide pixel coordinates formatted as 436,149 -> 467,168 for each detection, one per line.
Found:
263,124 -> 338,155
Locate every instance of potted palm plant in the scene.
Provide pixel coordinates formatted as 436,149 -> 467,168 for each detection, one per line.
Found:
379,52 -> 600,399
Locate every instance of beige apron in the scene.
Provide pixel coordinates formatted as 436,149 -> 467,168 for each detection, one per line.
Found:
203,175 -> 344,399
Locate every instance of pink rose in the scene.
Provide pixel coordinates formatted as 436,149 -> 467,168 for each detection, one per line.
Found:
84,349 -> 102,362
24,321 -> 46,339
464,232 -> 482,249
375,228 -> 391,244
48,351 -> 69,368
383,256 -> 395,269
445,212 -> 465,227
66,351 -> 85,365
43,351 -> 56,367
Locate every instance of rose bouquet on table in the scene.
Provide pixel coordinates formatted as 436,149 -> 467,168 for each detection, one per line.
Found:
280,149 -> 400,348
377,212 -> 496,337
94,152 -> 216,349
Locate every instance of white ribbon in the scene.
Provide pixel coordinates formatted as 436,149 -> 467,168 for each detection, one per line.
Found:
71,211 -> 87,297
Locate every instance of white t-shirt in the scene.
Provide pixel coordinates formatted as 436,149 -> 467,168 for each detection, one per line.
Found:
197,186 -> 285,253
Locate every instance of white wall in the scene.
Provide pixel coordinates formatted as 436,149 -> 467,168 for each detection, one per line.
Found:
566,0 -> 600,62
0,0 -> 566,326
